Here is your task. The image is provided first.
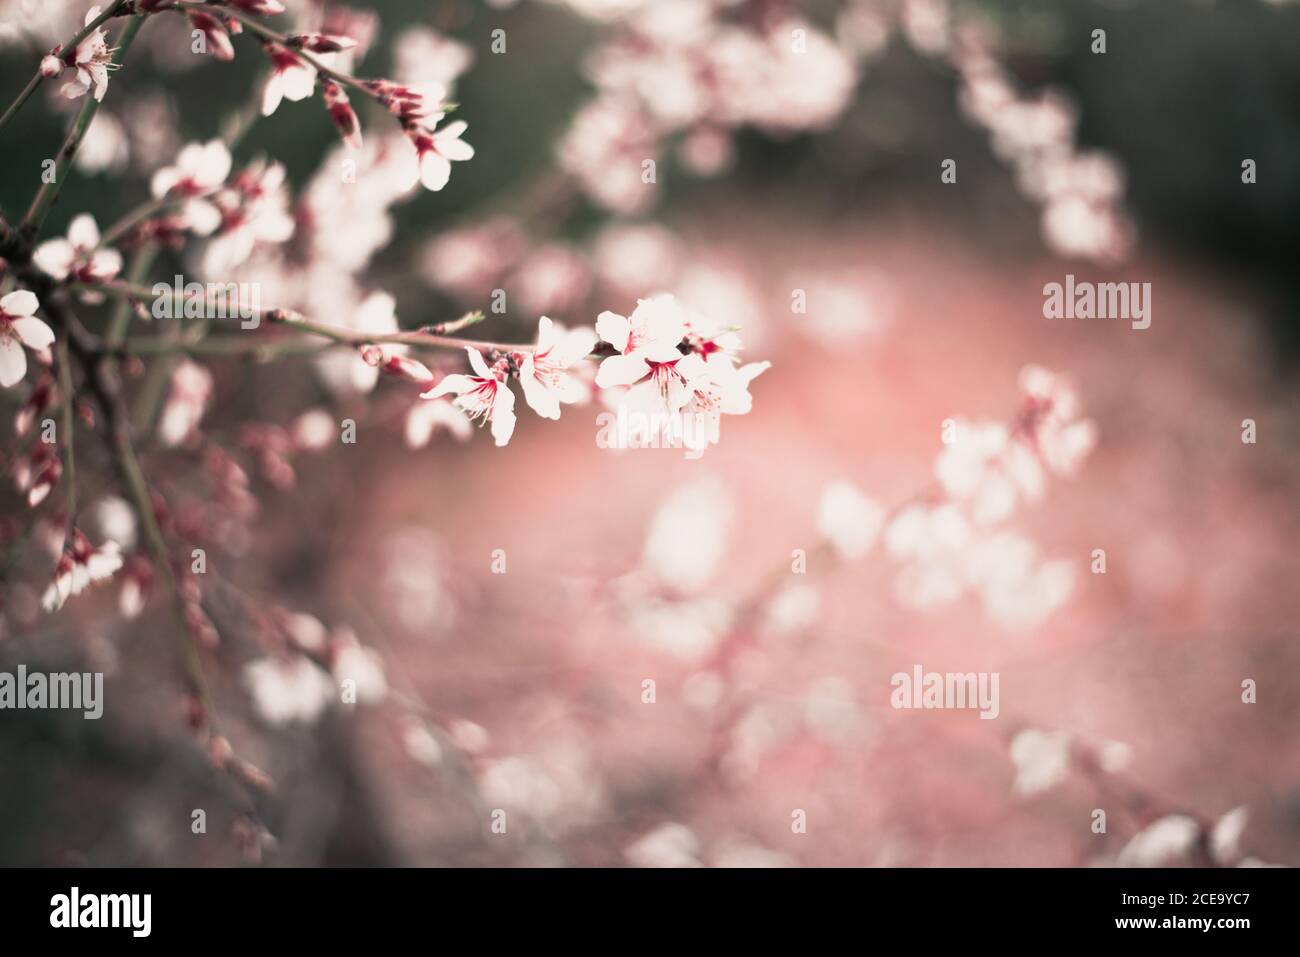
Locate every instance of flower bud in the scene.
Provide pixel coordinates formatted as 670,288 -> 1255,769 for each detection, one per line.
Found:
322,80 -> 362,150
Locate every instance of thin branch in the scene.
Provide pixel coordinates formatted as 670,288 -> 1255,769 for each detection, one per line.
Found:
55,337 -> 79,540
76,280 -> 507,353
19,13 -> 145,241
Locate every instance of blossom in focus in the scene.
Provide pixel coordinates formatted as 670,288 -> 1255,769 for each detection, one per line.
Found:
41,531 -> 123,613
519,317 -> 597,420
671,356 -> 770,450
0,291 -> 54,389
594,294 -> 693,390
420,347 -> 516,447
60,6 -> 114,102
32,214 -> 122,283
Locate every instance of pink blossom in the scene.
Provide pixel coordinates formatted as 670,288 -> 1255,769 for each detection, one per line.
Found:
151,140 -> 232,236
261,44 -> 317,117
187,12 -> 235,62
519,317 -> 597,420
243,655 -> 335,726
322,80 -> 362,150
60,6 -> 115,103
594,294 -> 693,390
420,347 -> 516,447
0,291 -> 54,389
157,359 -> 214,447
13,444 -> 61,507
405,120 -> 475,192
201,160 -> 295,274
41,530 -> 124,613
32,214 -> 122,283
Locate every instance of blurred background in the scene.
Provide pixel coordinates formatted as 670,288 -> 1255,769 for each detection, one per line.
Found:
1,0 -> 1298,866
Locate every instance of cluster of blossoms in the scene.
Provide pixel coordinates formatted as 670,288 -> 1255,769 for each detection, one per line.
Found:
831,0 -> 1135,263
559,1 -> 858,213
425,293 -> 769,450
949,30 -> 1134,262
30,0 -> 477,195
815,365 -> 1096,630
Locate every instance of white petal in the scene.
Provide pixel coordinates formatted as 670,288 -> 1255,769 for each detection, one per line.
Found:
595,353 -> 649,389
519,355 -> 560,420
465,346 -> 492,379
489,383 -> 516,446
554,327 -> 597,365
11,316 -> 55,351
535,316 -> 556,351
261,75 -> 285,116
67,214 -> 100,247
595,310 -> 630,352
198,140 -> 232,184
184,199 -> 222,236
419,373 -> 474,399
0,290 -> 39,317
437,133 -> 474,162
0,336 -> 28,388
150,168 -> 180,199
31,240 -> 75,279
419,151 -> 451,191
91,247 -> 122,277
437,120 -> 467,140
284,65 -> 317,102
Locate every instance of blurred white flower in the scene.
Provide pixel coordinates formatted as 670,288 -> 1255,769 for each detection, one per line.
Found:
642,477 -> 731,591
1117,815 -> 1201,868
625,822 -> 701,868
1010,728 -> 1072,796
818,482 -> 885,560
244,656 -> 335,726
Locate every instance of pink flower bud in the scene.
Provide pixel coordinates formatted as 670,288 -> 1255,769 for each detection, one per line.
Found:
287,33 -> 357,53
39,55 -> 63,78
188,12 -> 235,62
322,80 -> 362,150
383,354 -> 435,386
